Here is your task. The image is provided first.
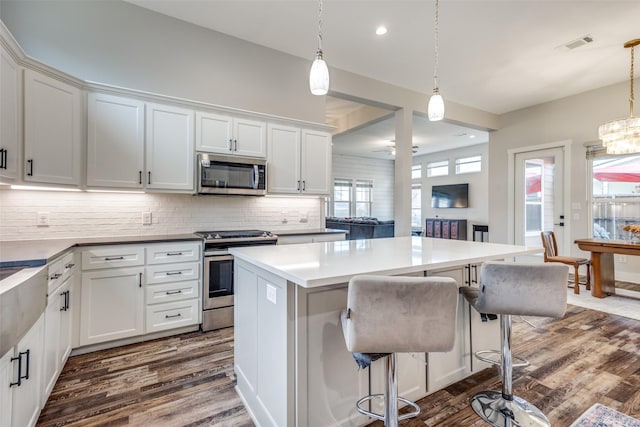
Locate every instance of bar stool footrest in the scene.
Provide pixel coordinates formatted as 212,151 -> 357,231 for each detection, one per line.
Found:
356,394 -> 420,421
475,349 -> 529,368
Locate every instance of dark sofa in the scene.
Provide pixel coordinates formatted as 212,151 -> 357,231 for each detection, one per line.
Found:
325,217 -> 395,240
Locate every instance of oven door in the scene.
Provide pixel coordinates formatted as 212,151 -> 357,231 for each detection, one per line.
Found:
203,254 -> 234,309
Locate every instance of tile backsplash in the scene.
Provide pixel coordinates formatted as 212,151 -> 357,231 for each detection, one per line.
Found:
0,189 -> 322,241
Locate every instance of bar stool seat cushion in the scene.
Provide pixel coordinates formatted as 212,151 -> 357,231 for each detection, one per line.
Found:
341,275 -> 458,354
459,262 -> 568,318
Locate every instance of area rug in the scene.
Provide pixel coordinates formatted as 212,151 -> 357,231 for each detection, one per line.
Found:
566,290 -> 640,321
569,403 -> 640,427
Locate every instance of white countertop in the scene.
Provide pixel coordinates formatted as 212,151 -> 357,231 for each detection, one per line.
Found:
229,236 -> 543,288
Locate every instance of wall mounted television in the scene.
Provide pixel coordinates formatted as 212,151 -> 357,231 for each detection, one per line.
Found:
431,184 -> 469,208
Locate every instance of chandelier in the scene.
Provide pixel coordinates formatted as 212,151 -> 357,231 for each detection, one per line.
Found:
428,0 -> 444,121
309,0 -> 329,95
598,39 -> 640,154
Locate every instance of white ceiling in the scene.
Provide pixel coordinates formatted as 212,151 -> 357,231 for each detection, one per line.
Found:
125,0 -> 639,158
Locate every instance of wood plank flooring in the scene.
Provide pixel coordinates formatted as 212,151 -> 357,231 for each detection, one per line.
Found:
38,304 -> 640,426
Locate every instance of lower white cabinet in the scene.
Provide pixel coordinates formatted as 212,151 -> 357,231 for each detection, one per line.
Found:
80,267 -> 144,346
5,314 -> 45,427
277,232 -> 346,245
146,299 -> 199,333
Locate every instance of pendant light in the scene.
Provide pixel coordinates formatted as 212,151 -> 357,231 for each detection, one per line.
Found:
428,0 -> 444,121
598,38 -> 640,154
309,0 -> 329,95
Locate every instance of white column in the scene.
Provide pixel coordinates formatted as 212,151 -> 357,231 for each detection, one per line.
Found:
394,108 -> 413,237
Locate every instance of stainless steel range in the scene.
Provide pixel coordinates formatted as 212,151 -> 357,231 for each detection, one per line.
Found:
195,230 -> 277,331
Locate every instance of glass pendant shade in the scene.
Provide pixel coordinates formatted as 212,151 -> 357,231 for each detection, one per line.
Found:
428,91 -> 445,121
599,117 -> 640,154
309,51 -> 329,96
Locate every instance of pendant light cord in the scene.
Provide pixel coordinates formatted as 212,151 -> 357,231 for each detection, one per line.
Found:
317,0 -> 324,53
630,44 -> 635,117
433,0 -> 440,91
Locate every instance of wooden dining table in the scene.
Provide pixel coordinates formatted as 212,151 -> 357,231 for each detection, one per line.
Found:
574,238 -> 640,298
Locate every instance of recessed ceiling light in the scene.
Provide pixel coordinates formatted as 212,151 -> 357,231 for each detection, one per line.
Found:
376,26 -> 388,36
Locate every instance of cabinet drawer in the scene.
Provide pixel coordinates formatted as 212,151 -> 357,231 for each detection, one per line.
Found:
146,280 -> 199,304
145,262 -> 200,285
146,242 -> 201,265
146,299 -> 199,333
62,251 -> 76,280
81,246 -> 144,270
47,258 -> 64,294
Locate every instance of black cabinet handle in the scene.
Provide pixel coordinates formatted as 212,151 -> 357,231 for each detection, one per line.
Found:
472,265 -> 478,284
9,353 -> 22,387
233,139 -> 238,151
60,290 -> 70,311
104,256 -> 124,261
148,171 -> 151,185
228,139 -> 233,151
166,290 -> 183,295
139,171 -> 142,185
302,180 -> 306,191
165,313 -> 182,319
166,252 -> 183,256
27,159 -> 33,176
165,271 -> 182,276
22,349 -> 30,380
297,180 -> 301,191
65,263 -> 75,269
0,148 -> 5,169
139,272 -> 143,288
464,265 -> 471,285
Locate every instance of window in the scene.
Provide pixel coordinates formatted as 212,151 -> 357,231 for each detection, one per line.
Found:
455,155 -> 482,174
332,178 -> 374,217
333,179 -> 352,217
524,161 -> 543,233
355,180 -> 373,217
411,165 -> 422,228
427,160 -> 448,177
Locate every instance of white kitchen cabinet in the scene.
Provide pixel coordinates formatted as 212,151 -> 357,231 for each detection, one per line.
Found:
10,313 -> 44,427
23,69 -> 81,186
87,93 -> 145,188
196,111 -> 266,158
0,43 -> 20,182
426,266 -> 472,392
1,348 -> 14,427
42,286 -> 62,401
81,245 -> 144,270
144,242 -> 201,334
146,103 -> 194,191
267,124 -> 331,195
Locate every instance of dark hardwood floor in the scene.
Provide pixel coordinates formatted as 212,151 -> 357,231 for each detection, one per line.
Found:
38,304 -> 640,426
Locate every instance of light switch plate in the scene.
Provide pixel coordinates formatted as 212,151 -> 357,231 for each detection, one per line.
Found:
266,284 -> 277,304
37,212 -> 49,227
142,212 -> 152,225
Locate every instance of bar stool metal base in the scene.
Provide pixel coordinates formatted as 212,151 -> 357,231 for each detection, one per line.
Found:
470,390 -> 550,427
356,395 -> 420,422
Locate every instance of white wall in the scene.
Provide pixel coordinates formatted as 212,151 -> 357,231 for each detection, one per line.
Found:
0,189 -> 321,241
489,79 -> 640,281
414,143 -> 489,239
331,154 -> 394,220
0,0 -> 324,123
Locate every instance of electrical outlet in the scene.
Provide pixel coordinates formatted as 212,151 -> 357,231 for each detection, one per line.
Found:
266,284 -> 277,304
36,212 -> 49,227
282,211 -> 288,224
142,212 -> 152,225
619,255 -> 627,263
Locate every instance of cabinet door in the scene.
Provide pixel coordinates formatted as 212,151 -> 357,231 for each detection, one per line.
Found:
0,44 -> 20,181
12,314 -> 44,427
42,290 -> 62,403
1,348 -> 14,427
426,267 -> 471,392
24,69 -> 81,186
195,111 -> 233,154
468,263 -> 501,372
233,118 -> 266,158
267,123 -> 301,194
87,93 -> 145,188
59,279 -> 73,364
301,129 -> 331,195
146,103 -> 194,191
80,267 -> 144,345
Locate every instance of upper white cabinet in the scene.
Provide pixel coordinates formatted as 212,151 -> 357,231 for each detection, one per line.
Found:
267,124 -> 331,195
146,103 -> 195,191
87,93 -> 145,188
0,44 -> 20,182
196,111 -> 266,158
24,69 -> 81,186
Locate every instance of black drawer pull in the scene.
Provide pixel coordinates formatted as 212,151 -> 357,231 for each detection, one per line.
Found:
27,159 -> 33,176
50,273 -> 62,280
104,256 -> 125,261
9,353 -> 22,387
166,252 -> 184,256
166,271 -> 182,276
22,349 -> 30,380
165,313 -> 182,319
64,263 -> 75,269
166,290 -> 183,295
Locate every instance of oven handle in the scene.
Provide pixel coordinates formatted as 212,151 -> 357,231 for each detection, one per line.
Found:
204,254 -> 234,262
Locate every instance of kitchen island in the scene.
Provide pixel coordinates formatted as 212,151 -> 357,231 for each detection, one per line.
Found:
229,236 -> 542,427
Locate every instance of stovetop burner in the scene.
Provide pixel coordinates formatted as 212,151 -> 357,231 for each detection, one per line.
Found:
195,229 -> 276,241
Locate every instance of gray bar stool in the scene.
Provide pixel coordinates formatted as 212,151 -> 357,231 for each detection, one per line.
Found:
460,261 -> 569,427
340,275 -> 459,427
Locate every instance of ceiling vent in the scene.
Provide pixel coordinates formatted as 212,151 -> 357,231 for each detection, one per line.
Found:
558,35 -> 594,51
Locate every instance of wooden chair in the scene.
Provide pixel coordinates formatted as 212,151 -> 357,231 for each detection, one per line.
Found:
540,231 -> 591,294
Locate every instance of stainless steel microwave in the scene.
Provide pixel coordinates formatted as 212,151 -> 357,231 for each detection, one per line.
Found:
197,153 -> 267,196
